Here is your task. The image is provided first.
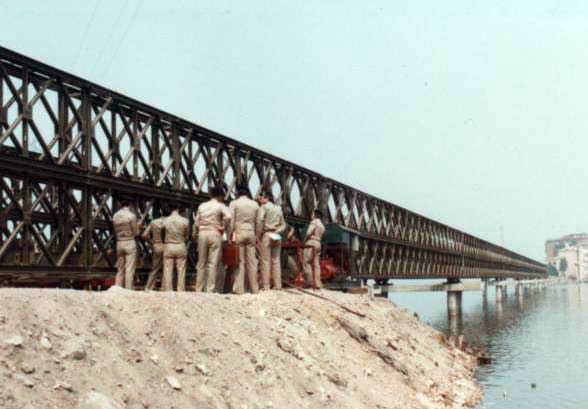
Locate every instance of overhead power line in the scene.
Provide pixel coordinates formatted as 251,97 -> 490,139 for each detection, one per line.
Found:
101,0 -> 145,79
93,1 -> 129,76
71,0 -> 101,71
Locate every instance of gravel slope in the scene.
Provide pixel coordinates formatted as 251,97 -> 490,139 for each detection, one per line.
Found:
0,287 -> 481,409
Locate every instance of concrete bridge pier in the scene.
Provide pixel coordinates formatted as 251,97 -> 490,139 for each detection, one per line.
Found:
515,281 -> 523,297
445,278 -> 464,317
496,280 -> 506,302
517,291 -> 524,307
481,279 -> 488,298
496,298 -> 504,316
516,281 -> 524,307
448,312 -> 463,337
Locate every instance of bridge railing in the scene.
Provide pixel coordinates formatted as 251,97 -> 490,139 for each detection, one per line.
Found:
0,45 -> 545,281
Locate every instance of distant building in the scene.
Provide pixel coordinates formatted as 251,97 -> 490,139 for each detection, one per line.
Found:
545,233 -> 588,281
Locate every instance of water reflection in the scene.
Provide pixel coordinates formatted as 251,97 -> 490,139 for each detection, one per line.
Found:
435,286 -> 542,357
391,283 -> 588,408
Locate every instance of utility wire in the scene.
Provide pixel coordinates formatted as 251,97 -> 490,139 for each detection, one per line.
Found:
71,0 -> 101,71
93,1 -> 129,77
101,0 -> 144,79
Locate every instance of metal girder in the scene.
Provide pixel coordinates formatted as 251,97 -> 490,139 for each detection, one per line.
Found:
0,45 -> 546,284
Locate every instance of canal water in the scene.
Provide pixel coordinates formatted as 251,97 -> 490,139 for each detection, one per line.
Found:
389,281 -> 588,408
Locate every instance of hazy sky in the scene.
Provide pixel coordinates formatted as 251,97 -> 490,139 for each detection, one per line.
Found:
2,1 -> 587,261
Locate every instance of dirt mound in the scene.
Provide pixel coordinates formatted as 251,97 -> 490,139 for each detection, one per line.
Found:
0,287 -> 480,408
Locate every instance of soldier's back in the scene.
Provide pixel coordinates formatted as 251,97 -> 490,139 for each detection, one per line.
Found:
164,213 -> 189,243
113,208 -> 136,239
197,199 -> 229,231
232,197 -> 259,226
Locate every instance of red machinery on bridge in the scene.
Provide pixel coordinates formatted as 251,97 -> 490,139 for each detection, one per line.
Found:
281,223 -> 359,289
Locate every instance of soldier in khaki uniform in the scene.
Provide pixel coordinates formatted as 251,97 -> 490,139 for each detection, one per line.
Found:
303,210 -> 326,289
142,205 -> 167,291
193,186 -> 231,292
162,203 -> 190,291
256,191 -> 286,290
282,224 -> 301,284
112,200 -> 139,289
229,186 -> 260,294
215,182 -> 233,293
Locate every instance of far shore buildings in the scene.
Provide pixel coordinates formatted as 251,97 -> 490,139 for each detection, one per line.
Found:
545,233 -> 588,281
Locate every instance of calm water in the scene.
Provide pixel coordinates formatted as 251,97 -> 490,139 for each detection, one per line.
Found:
390,281 -> 588,408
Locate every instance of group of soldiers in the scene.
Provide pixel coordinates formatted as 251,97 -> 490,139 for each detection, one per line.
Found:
111,185 -> 326,293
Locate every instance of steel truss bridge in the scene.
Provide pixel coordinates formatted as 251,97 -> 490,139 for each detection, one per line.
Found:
0,46 -> 545,285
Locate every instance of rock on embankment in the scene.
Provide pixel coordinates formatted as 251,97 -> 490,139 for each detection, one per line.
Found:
0,287 -> 481,409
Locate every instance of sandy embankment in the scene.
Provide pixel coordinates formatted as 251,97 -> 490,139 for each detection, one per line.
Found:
0,288 -> 481,409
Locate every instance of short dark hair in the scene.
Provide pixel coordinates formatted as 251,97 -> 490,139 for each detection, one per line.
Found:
314,209 -> 323,219
237,185 -> 250,198
120,199 -> 131,207
153,201 -> 163,218
159,203 -> 170,217
169,202 -> 183,212
260,189 -> 274,202
210,185 -> 225,198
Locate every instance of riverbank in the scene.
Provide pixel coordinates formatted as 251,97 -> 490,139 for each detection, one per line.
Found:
0,287 -> 481,408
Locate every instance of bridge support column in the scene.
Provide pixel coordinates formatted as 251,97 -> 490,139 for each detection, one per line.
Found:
516,281 -> 524,306
448,313 -> 462,337
481,279 -> 488,298
496,281 -> 506,302
515,281 -> 523,296
445,278 -> 463,317
496,298 -> 503,316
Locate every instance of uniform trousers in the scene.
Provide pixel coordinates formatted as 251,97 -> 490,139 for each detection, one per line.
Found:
232,230 -> 259,294
115,239 -> 136,289
163,242 -> 187,291
303,239 -> 322,288
145,243 -> 164,290
196,230 -> 222,292
260,232 -> 282,290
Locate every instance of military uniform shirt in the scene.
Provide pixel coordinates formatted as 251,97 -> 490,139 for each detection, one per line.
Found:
194,199 -> 231,233
113,207 -> 138,241
229,196 -> 259,234
142,217 -> 165,243
256,203 -> 286,235
305,218 -> 326,242
163,212 -> 189,243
